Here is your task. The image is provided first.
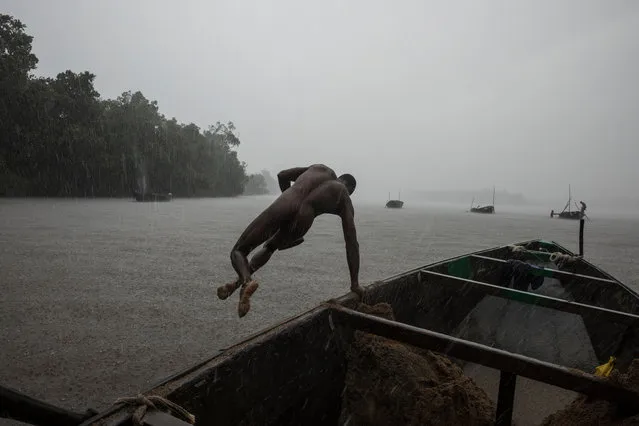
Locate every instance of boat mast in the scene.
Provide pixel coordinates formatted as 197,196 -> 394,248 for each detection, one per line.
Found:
561,185 -> 571,213
492,186 -> 495,206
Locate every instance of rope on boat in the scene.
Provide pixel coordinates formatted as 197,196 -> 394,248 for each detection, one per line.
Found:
509,245 -> 580,267
550,252 -> 580,268
114,394 -> 196,426
508,245 -> 544,262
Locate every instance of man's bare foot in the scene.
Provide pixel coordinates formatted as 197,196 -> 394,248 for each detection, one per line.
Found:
238,280 -> 259,318
217,280 -> 240,300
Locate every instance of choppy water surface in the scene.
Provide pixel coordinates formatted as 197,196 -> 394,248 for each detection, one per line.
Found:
1,196 -> 638,414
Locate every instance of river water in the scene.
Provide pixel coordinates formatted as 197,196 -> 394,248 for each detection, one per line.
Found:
1,196 -> 638,416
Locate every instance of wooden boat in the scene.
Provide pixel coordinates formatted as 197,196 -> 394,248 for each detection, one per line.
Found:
470,186 -> 495,214
470,204 -> 494,214
133,191 -> 173,202
385,199 -> 404,208
551,184 -> 586,220
385,191 -> 404,209
4,231 -> 639,426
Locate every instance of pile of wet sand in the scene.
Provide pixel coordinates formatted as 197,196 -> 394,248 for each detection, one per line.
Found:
541,359 -> 639,426
338,303 -> 496,426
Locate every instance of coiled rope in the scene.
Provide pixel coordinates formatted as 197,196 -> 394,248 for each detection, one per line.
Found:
114,394 -> 196,426
550,252 -> 580,267
509,245 -> 581,267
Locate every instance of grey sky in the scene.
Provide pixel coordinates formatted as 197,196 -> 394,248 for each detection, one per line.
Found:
4,0 -> 639,203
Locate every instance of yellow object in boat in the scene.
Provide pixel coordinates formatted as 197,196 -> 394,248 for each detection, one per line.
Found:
594,356 -> 616,377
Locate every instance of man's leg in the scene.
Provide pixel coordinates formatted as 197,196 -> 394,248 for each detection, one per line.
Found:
230,245 -> 252,286
217,247 -> 272,301
219,200 -> 311,317
216,246 -> 254,301
247,236 -> 304,271
217,232 -> 300,300
252,210 -> 312,270
229,239 -> 264,318
219,233 -> 307,317
219,199 -> 299,317
276,238 -> 305,251
217,208 -> 279,302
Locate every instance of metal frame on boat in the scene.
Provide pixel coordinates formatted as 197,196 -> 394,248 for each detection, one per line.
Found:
3,230 -> 639,426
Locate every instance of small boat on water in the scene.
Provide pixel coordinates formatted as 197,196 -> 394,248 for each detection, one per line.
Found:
470,204 -> 494,214
470,186 -> 495,214
551,184 -> 586,220
133,175 -> 173,202
3,226 -> 639,426
385,191 -> 404,209
133,191 -> 173,202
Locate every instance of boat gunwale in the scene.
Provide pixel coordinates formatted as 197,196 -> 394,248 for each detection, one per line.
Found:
470,254 -> 617,284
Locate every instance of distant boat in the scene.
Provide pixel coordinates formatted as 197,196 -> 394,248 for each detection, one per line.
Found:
470,186 -> 495,214
133,190 -> 173,202
551,185 -> 586,220
385,191 -> 404,209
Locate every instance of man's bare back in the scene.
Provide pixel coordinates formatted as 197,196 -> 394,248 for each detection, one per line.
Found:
217,164 -> 362,317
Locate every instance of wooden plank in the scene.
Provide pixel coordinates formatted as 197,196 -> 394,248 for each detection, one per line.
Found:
0,384 -> 92,426
420,270 -> 639,327
471,254 -> 617,284
328,305 -> 639,408
144,411 -> 194,426
495,372 -> 517,426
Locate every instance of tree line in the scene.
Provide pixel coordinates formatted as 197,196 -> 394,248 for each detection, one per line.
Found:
0,13 -> 268,198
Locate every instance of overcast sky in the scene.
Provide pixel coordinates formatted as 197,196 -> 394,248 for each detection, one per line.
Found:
4,0 -> 639,203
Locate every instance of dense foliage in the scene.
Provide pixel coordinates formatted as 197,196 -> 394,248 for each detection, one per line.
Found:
0,14 -> 249,197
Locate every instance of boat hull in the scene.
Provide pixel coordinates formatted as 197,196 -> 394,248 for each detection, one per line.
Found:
385,200 -> 404,208
554,211 -> 582,220
73,239 -> 639,426
470,205 -> 494,214
134,193 -> 173,202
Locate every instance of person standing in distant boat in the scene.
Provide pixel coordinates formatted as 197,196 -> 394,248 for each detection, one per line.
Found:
217,164 -> 362,317
580,201 -> 587,216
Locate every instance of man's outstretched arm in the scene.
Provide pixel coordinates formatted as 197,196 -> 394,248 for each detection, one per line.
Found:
277,167 -> 309,192
340,196 -> 361,296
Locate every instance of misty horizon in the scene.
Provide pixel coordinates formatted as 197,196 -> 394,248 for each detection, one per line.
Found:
4,0 -> 638,207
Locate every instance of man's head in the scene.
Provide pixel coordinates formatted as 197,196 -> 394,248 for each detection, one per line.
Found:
338,173 -> 357,195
